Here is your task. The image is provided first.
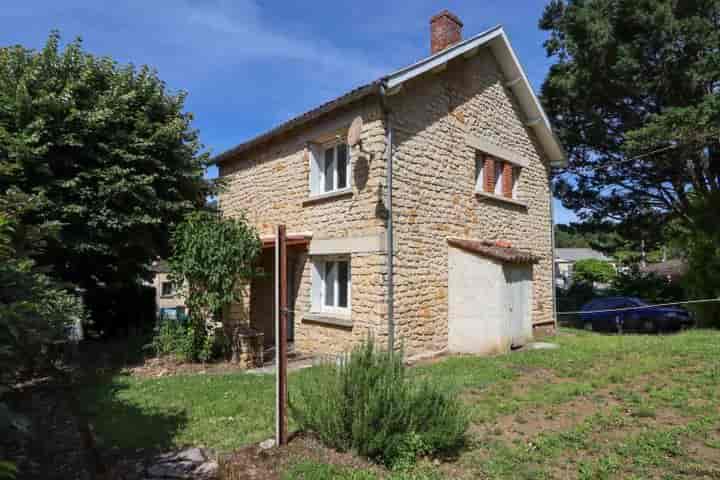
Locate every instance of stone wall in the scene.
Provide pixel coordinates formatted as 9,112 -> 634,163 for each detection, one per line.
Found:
218,100 -> 390,355
386,48 -> 554,354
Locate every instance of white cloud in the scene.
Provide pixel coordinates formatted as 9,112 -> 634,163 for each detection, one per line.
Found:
181,0 -> 389,85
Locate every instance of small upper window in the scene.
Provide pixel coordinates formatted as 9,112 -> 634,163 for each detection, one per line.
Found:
161,281 -> 175,297
322,143 -> 349,193
475,154 -> 520,200
310,141 -> 351,196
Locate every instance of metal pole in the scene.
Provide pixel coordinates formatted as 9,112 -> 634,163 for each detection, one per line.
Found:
274,225 -> 280,444
384,100 -> 395,352
550,197 -> 558,329
277,224 -> 288,445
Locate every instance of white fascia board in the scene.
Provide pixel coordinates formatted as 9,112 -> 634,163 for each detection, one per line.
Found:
384,26 -> 567,168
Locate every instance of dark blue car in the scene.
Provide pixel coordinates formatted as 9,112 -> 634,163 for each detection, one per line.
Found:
580,297 -> 693,332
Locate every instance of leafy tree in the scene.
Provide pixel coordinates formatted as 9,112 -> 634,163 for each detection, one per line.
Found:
540,0 -> 720,233
555,225 -> 590,248
169,211 -> 262,362
0,189 -> 85,467
573,259 -> 616,285
0,32 -> 212,332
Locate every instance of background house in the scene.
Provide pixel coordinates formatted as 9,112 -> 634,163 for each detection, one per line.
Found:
151,260 -> 186,321
555,248 -> 614,289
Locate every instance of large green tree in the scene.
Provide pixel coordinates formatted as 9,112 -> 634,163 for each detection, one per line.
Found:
540,0 -> 720,232
0,33 -> 212,331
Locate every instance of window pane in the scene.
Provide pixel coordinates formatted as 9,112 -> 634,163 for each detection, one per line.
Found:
512,167 -> 520,198
337,261 -> 349,308
337,144 -> 348,189
324,261 -> 336,306
494,161 -> 503,195
475,155 -> 484,191
324,148 -> 334,192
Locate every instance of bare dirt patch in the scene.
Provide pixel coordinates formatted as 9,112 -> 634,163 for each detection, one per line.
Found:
218,433 -> 381,480
123,356 -> 251,378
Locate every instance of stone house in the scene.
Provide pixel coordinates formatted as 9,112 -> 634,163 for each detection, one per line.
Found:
215,11 -> 566,363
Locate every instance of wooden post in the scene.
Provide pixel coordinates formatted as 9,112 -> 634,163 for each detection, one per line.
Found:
276,224 -> 289,445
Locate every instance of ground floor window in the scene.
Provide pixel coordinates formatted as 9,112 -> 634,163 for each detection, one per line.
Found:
312,257 -> 351,315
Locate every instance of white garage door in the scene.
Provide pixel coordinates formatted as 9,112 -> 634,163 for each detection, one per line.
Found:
448,246 -> 533,354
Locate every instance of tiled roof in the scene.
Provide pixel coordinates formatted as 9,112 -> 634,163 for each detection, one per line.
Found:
213,81 -> 382,164
555,248 -> 611,262
447,237 -> 539,264
212,25 -> 565,167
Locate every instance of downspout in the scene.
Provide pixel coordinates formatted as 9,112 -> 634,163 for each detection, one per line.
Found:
550,191 -> 558,330
379,82 -> 395,351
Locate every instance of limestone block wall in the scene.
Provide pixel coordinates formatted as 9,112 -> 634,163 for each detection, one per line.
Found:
218,101 -> 390,354
387,48 -> 554,354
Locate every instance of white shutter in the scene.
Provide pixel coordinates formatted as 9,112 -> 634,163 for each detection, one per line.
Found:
308,143 -> 322,195
311,259 -> 322,312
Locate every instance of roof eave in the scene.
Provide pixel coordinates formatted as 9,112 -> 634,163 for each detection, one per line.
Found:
213,25 -> 567,168
212,82 -> 382,165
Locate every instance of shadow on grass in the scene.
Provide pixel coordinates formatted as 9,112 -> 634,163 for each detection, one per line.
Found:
77,375 -> 189,453
71,335 -> 189,455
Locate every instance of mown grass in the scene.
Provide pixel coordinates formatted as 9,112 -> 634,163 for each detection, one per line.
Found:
79,329 -> 720,478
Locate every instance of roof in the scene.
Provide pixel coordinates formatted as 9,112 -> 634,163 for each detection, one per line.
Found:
214,25 -> 566,167
555,248 -> 611,263
640,259 -> 688,279
448,237 -> 539,264
151,260 -> 170,273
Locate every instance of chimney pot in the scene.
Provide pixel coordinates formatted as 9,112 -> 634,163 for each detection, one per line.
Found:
430,10 -> 463,54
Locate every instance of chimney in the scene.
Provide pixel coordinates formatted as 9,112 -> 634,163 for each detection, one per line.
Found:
430,10 -> 463,54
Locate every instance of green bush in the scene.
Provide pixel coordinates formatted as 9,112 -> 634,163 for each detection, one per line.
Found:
290,338 -> 467,468
573,259 -> 616,285
152,318 -> 217,362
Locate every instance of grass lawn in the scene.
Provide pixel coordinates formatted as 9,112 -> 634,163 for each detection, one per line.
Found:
80,329 -> 720,478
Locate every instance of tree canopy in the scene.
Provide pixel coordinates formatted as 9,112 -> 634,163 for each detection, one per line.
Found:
0,32 -> 212,330
540,0 -> 720,230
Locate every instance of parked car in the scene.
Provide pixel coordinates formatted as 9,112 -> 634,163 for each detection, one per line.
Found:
580,297 -> 693,332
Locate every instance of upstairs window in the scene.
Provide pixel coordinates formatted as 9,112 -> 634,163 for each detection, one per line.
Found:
310,141 -> 351,196
161,281 -> 175,297
475,154 -> 520,200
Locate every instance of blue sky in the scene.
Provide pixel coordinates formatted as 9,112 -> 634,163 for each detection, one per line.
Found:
3,0 -> 576,224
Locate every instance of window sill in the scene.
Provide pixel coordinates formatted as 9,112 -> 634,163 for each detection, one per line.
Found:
303,312 -> 353,328
160,295 -> 178,299
475,190 -> 527,208
303,188 -> 353,206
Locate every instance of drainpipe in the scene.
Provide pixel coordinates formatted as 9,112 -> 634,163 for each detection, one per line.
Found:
379,82 -> 395,351
550,193 -> 558,330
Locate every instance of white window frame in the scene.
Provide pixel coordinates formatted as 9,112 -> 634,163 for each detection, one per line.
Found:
161,281 -> 175,297
311,256 -> 351,316
475,154 -> 521,200
310,140 -> 351,196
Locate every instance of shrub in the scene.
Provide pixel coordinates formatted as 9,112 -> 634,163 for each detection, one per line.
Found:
573,259 -> 616,285
290,338 -> 467,468
169,211 -> 261,362
152,318 -> 218,362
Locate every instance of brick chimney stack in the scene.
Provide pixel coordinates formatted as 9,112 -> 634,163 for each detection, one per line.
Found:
430,10 -> 463,54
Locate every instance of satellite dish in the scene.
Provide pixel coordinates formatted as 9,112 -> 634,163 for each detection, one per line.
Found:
347,116 -> 363,147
